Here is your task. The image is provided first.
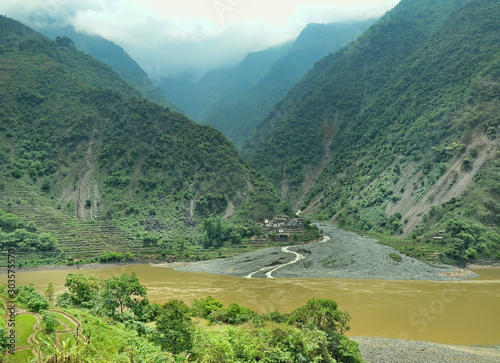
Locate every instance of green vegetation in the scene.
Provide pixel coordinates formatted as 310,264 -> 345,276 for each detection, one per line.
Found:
0,16 -> 294,266
39,25 -> 182,112
2,277 -> 362,362
243,0 -> 500,264
389,253 -> 403,263
0,209 -> 59,253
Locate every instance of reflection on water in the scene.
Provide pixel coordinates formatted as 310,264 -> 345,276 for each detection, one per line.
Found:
10,265 -> 500,346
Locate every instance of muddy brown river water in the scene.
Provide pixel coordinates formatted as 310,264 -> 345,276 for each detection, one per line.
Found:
11,264 -> 500,346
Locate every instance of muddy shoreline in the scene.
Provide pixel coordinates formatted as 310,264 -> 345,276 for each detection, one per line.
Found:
8,260 -> 154,274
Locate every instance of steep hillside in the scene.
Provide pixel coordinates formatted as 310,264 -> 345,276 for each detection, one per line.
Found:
203,20 -> 374,146
158,43 -> 292,121
243,0 -> 500,263
0,17 -> 286,263
39,26 -> 182,112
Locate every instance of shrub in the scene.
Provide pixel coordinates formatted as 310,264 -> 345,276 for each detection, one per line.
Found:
15,284 -> 49,312
288,299 -> 351,334
327,331 -> 363,363
41,310 -> 58,334
389,253 -> 403,262
191,296 -> 223,319
209,303 -> 255,325
98,251 -> 125,262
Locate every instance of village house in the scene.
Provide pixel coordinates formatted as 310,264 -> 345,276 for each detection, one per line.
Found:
260,215 -> 307,241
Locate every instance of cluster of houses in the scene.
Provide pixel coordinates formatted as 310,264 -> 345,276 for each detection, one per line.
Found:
258,215 -> 306,241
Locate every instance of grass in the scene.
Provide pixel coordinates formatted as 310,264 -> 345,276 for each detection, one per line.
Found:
8,347 -> 33,362
16,314 -> 37,348
366,230 -> 451,263
53,312 -> 77,330
321,259 -> 336,267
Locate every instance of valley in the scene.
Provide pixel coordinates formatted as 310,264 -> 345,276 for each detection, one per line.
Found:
1,0 -> 500,360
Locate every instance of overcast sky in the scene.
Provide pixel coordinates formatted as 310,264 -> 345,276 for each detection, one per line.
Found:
3,0 -> 399,77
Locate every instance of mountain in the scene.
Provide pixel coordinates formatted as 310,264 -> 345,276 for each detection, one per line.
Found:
158,42 -> 292,121
203,20 -> 375,146
39,26 -> 182,112
0,16 -> 286,262
243,0 -> 500,263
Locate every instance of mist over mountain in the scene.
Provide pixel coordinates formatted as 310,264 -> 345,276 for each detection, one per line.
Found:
158,19 -> 374,147
158,42 -> 293,121
202,20 -> 375,146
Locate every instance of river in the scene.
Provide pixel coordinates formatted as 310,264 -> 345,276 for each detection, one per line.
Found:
10,264 -> 500,346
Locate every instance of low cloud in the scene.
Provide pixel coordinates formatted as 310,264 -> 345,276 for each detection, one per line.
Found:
2,0 -> 398,78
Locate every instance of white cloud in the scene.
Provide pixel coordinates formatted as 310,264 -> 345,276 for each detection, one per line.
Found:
1,0 -> 399,77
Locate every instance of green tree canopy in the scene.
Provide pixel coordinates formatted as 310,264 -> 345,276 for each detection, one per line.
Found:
288,298 -> 351,335
64,273 -> 100,306
154,299 -> 195,354
101,272 -> 147,315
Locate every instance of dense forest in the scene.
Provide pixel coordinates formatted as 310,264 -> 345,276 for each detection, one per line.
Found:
243,0 -> 500,264
38,25 -> 182,112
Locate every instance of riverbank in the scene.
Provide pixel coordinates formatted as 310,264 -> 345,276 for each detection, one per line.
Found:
352,337 -> 500,363
11,260 -> 152,273
163,223 -> 478,280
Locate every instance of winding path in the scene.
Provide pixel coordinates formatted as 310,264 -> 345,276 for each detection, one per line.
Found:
245,246 -> 305,279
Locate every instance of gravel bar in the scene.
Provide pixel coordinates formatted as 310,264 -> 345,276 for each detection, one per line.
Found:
352,337 -> 500,363
170,223 -> 477,280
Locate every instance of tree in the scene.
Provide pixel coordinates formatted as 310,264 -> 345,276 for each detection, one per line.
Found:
64,273 -> 100,306
101,273 -> 147,315
44,281 -> 55,304
203,217 -> 225,248
55,36 -> 74,47
154,300 -> 194,354
41,310 -> 58,334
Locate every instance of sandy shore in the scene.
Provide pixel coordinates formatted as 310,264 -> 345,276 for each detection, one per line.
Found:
467,263 -> 500,269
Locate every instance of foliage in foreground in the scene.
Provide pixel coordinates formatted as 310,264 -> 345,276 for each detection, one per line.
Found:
2,276 -> 363,362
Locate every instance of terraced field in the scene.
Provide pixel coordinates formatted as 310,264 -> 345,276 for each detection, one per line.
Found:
7,309 -> 83,362
0,184 -> 157,262
0,184 -> 285,266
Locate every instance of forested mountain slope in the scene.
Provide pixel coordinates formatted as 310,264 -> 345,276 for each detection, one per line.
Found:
158,43 -> 292,121
0,17 -> 285,262
243,0 -> 500,263
39,26 -> 182,112
203,20 -> 374,146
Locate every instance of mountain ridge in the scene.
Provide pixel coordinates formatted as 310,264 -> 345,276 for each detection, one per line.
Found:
203,20 -> 375,146
243,0 -> 500,263
0,16 -> 287,263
